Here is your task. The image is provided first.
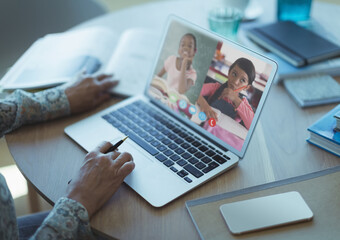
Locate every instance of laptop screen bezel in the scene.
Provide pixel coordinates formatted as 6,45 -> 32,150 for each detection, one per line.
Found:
143,15 -> 278,158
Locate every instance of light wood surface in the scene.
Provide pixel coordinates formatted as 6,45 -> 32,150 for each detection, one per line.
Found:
5,1 -> 340,239
187,166 -> 340,240
6,80 -> 340,239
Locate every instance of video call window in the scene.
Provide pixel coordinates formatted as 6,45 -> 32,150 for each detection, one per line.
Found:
148,21 -> 272,152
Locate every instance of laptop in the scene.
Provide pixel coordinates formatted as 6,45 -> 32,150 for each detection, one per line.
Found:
65,16 -> 277,207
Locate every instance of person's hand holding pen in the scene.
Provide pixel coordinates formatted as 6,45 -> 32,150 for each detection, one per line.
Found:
66,138 -> 134,218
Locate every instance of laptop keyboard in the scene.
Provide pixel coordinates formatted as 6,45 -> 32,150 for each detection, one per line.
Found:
102,100 -> 230,183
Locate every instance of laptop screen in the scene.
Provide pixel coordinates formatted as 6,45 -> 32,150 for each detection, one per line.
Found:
147,17 -> 277,157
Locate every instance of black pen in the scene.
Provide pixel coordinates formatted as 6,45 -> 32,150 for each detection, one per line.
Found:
67,136 -> 128,184
105,136 -> 128,153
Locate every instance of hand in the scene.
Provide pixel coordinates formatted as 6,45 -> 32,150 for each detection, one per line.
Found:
181,56 -> 193,70
64,73 -> 119,114
197,95 -> 218,121
201,104 -> 218,121
219,88 -> 242,107
66,141 -> 135,218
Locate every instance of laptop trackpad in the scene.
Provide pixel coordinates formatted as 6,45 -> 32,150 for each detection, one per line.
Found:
117,140 -> 155,171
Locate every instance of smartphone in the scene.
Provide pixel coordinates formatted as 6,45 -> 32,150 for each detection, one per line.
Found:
220,191 -> 313,235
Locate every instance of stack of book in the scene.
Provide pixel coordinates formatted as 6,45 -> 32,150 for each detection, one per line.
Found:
307,104 -> 340,157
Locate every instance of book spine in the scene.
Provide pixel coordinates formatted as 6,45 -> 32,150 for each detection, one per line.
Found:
307,139 -> 340,157
307,128 -> 340,145
301,97 -> 340,108
307,50 -> 340,65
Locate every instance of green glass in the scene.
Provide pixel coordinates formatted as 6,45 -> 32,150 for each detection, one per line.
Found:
208,7 -> 242,39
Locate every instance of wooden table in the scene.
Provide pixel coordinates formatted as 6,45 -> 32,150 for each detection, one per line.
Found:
6,1 -> 340,239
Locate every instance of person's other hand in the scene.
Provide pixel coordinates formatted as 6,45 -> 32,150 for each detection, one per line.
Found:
200,103 -> 218,121
66,141 -> 135,218
197,95 -> 218,121
64,73 -> 118,114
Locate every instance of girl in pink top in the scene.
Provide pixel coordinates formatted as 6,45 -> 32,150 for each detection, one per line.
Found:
157,33 -> 197,94
197,58 -> 256,151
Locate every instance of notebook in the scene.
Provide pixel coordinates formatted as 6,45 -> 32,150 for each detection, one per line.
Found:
246,21 -> 340,67
65,16 -> 277,207
283,74 -> 340,107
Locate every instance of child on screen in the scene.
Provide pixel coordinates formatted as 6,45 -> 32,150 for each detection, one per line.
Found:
197,58 -> 256,151
157,33 -> 197,94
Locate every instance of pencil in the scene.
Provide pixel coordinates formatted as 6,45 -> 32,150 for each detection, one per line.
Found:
67,136 -> 128,184
233,86 -> 247,92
